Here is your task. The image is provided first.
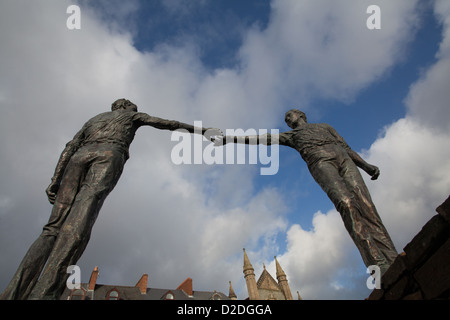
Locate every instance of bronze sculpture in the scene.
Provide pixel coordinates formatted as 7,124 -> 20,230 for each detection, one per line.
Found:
0,99 -> 222,300
215,109 -> 398,274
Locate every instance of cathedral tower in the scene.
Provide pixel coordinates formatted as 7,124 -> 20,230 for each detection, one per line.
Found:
243,250 -> 299,300
243,248 -> 260,300
275,256 -> 293,300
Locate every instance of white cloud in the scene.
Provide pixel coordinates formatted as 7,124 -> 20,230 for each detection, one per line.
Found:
405,1 -> 450,133
360,0 -> 450,251
276,210 -> 366,299
363,118 -> 450,248
239,0 -> 420,107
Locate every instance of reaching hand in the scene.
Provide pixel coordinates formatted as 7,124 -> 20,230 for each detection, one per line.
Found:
203,128 -> 224,142
368,165 -> 380,180
212,135 -> 227,146
46,181 -> 59,204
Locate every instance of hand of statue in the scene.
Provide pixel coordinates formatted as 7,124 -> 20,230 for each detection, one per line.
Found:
46,180 -> 60,204
367,165 -> 380,180
213,135 -> 228,147
203,128 -> 224,142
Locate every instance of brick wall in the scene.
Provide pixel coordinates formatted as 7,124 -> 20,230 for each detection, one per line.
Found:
368,196 -> 450,300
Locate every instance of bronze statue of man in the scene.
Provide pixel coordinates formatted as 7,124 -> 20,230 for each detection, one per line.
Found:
1,99 -> 221,300
215,109 -> 398,273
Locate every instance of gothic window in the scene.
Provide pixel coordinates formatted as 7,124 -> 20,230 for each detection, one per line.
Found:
106,288 -> 120,300
211,293 -> 222,300
163,291 -> 175,300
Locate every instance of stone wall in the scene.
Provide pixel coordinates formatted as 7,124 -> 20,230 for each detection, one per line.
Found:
368,195 -> 450,300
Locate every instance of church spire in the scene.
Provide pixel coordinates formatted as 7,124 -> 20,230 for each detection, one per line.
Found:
242,248 -> 260,300
243,248 -> 253,272
274,256 -> 293,300
274,256 -> 286,278
228,281 -> 237,300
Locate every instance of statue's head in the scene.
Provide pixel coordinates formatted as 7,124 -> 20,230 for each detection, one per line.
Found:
285,109 -> 307,129
111,99 -> 138,112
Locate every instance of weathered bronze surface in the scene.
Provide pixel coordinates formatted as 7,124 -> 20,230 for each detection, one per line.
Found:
0,99 -> 221,300
216,109 -> 398,273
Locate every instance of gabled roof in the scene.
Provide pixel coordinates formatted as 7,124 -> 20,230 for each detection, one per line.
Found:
256,267 -> 281,292
60,267 -> 230,300
60,283 -> 230,300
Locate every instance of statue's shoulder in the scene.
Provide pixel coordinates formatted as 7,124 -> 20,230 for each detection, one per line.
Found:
85,111 -> 113,123
311,122 -> 335,133
312,122 -> 330,128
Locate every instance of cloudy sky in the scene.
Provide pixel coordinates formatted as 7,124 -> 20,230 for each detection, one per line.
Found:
1,0 -> 449,300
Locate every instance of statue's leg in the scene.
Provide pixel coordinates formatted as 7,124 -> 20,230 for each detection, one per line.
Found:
0,152 -> 88,300
339,158 -> 398,270
0,234 -> 56,300
310,159 -> 396,271
28,149 -> 125,300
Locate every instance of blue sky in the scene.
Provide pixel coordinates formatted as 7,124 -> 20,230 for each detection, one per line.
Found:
1,0 -> 449,300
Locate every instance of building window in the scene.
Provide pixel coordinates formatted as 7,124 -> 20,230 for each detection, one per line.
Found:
106,288 -> 120,300
163,291 -> 175,300
69,287 -> 87,300
211,293 -> 222,300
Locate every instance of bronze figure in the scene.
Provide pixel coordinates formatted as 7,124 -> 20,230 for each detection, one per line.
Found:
215,109 -> 398,273
1,99 -> 221,300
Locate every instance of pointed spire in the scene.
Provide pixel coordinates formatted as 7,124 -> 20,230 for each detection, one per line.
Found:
242,248 -> 260,300
274,256 -> 293,300
274,256 -> 286,278
297,290 -> 303,300
243,248 -> 254,272
228,281 -> 237,300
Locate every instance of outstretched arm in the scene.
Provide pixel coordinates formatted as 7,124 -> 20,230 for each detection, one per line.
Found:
136,113 -> 222,140
214,133 -> 282,146
46,127 -> 85,204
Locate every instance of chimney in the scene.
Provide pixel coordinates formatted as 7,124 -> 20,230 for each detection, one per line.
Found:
135,274 -> 148,294
176,277 -> 193,296
88,266 -> 99,291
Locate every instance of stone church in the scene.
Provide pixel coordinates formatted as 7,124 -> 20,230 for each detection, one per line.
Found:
240,248 -> 301,300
